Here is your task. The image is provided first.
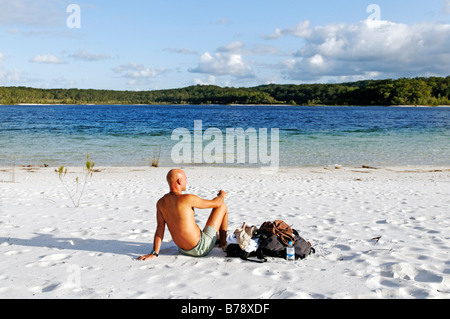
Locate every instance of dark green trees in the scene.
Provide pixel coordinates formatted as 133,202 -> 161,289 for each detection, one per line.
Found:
1,76 -> 449,106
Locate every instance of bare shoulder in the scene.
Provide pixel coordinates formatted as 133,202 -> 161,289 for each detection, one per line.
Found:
182,194 -> 201,202
156,195 -> 168,207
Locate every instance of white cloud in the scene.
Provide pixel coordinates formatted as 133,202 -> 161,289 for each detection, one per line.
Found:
193,75 -> 216,85
189,40 -> 285,81
217,41 -> 282,56
0,68 -> 34,85
29,54 -> 66,64
0,52 -> 35,85
263,21 -> 312,40
164,47 -> 198,55
113,63 -> 167,82
189,41 -> 274,79
310,54 -> 324,67
190,52 -> 254,78
217,41 -> 245,53
71,50 -> 111,62
271,19 -> 450,81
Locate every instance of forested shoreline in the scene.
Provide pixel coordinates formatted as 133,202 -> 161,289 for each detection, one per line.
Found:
1,76 -> 449,106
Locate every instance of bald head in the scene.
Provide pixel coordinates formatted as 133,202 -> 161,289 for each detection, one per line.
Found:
166,169 -> 187,192
166,169 -> 185,183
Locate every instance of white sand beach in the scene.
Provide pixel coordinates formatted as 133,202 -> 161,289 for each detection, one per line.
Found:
0,165 -> 449,299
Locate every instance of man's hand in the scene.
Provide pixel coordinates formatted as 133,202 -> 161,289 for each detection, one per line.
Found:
137,254 -> 157,261
218,190 -> 227,198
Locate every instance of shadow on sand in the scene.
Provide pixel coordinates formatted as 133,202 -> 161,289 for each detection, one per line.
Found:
0,233 -> 179,259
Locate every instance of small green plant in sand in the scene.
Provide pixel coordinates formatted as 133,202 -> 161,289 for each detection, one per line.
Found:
56,153 -> 95,208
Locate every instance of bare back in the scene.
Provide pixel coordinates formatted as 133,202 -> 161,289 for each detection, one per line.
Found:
157,193 -> 202,251
137,169 -> 228,261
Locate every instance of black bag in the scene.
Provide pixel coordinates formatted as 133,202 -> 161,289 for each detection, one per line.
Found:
259,234 -> 286,258
259,229 -> 315,260
226,244 -> 267,263
293,231 -> 316,260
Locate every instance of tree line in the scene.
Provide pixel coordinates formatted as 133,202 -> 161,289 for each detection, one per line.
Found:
0,76 -> 449,106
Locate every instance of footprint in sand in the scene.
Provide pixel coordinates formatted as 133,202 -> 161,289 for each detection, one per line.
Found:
40,253 -> 70,262
391,262 -> 418,280
414,270 -> 443,283
38,227 -> 58,233
26,253 -> 70,268
369,262 -> 444,294
4,249 -> 30,256
41,283 -> 61,293
252,267 -> 285,281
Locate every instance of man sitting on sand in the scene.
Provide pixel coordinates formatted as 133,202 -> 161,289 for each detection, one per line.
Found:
138,169 -> 228,261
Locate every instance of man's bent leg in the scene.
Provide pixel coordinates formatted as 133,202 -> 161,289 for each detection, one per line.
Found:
178,227 -> 217,257
205,203 -> 228,248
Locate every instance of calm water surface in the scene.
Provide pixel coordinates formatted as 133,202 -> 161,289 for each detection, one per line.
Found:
0,105 -> 449,167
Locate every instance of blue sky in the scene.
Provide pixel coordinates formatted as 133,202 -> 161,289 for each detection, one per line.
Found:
1,0 -> 449,90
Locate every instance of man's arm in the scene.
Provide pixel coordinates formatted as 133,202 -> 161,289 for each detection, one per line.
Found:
187,190 -> 227,209
138,204 -> 165,261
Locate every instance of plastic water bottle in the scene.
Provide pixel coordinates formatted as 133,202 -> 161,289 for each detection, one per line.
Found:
286,241 -> 295,261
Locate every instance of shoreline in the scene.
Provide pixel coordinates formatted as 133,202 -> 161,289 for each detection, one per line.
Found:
2,103 -> 448,107
2,164 -> 450,173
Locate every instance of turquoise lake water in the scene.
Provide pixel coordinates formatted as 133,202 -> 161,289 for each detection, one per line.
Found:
0,105 -> 449,167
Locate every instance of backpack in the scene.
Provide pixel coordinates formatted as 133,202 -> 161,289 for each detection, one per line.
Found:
260,220 -> 296,246
259,229 -> 315,260
293,231 -> 315,260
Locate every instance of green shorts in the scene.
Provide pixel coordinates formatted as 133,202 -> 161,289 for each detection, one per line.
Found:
178,226 -> 217,257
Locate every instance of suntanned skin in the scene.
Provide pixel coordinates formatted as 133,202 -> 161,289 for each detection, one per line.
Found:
138,169 -> 228,261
